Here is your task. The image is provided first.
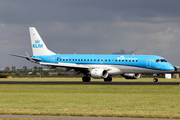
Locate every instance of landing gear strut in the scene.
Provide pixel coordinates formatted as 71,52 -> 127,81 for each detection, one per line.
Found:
104,76 -> 112,82
82,76 -> 91,82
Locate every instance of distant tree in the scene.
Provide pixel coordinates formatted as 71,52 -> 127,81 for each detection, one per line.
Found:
5,67 -> 10,72
32,66 -> 38,75
11,66 -> 16,71
39,66 -> 42,77
22,66 -> 28,76
43,71 -> 49,76
22,66 -> 28,71
15,72 -> 21,76
34,66 -> 38,71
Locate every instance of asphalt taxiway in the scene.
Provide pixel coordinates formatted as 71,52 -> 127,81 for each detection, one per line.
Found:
0,81 -> 180,85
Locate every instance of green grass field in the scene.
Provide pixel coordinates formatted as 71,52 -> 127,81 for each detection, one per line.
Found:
0,78 -> 180,119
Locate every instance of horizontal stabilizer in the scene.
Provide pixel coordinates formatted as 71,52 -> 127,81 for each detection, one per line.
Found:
8,53 -> 42,61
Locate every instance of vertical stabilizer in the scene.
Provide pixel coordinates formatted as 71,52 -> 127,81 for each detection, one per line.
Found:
29,27 -> 56,56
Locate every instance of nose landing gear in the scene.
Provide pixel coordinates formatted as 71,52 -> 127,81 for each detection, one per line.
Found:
153,74 -> 158,82
153,77 -> 158,82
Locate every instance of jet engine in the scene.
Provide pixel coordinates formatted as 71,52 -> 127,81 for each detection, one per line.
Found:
90,68 -> 108,79
122,73 -> 141,79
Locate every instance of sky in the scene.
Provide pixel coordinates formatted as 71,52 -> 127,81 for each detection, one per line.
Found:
1,0 -> 180,69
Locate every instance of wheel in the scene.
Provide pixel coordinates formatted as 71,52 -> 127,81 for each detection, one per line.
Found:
153,78 -> 158,82
104,76 -> 112,82
82,76 -> 91,82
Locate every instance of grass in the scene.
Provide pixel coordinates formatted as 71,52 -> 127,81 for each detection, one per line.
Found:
0,78 -> 180,119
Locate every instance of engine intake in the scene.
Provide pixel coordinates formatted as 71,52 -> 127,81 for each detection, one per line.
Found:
90,69 -> 108,79
122,73 -> 141,79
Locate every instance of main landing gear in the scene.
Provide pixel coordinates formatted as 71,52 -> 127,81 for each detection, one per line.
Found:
104,76 -> 112,82
82,76 -> 91,82
82,76 -> 112,82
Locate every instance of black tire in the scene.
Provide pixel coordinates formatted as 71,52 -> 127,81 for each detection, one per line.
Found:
153,78 -> 158,82
82,76 -> 91,82
104,76 -> 112,82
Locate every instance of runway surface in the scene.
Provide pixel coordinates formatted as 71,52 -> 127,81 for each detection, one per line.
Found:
0,81 -> 180,85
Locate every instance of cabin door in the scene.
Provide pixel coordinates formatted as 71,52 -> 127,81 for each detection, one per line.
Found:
51,57 -> 55,63
146,58 -> 152,68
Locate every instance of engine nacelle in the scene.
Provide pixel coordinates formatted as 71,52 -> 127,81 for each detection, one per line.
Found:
122,73 -> 141,79
90,69 -> 108,79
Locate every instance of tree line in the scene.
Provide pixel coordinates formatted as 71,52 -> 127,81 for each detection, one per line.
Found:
1,66 -> 83,77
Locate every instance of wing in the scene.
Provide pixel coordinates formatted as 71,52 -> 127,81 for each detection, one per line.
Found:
39,62 -> 90,69
169,71 -> 180,74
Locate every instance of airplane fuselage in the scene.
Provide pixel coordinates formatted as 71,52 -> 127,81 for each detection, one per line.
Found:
32,54 -> 175,74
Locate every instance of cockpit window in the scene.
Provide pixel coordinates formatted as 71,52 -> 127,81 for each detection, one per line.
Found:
161,59 -> 167,62
156,59 -> 160,62
156,59 -> 167,62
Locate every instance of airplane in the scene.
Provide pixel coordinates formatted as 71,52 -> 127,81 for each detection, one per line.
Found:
8,27 -> 177,82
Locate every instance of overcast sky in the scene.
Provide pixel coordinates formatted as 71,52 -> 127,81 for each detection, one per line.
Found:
1,0 -> 180,69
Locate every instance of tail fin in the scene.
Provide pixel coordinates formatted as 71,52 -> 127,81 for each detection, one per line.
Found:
29,27 -> 56,56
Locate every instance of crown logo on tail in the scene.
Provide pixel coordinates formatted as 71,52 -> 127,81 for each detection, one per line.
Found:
35,39 -> 40,44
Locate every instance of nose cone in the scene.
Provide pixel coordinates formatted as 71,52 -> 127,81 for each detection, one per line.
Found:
165,64 -> 175,71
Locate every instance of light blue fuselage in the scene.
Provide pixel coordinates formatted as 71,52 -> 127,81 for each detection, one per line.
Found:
32,54 -> 175,74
